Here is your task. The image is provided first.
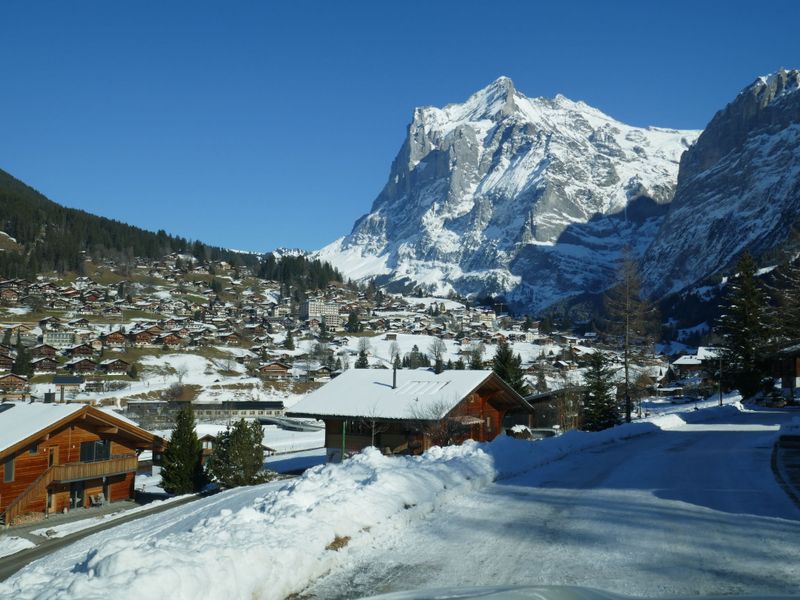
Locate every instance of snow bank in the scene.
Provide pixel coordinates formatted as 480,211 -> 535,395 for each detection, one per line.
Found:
0,403 -> 746,600
0,536 -> 35,559
2,445 -> 494,600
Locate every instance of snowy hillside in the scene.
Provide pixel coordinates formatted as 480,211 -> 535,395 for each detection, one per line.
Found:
317,76 -> 698,311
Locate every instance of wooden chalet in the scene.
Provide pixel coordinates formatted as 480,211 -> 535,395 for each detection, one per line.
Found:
66,358 -> 97,374
0,355 -> 12,372
66,343 -> 95,357
31,344 -> 58,358
0,373 -> 28,391
129,330 -> 154,347
288,369 -> 532,463
0,403 -> 167,525
102,331 -> 127,347
99,359 -> 130,374
258,361 -> 292,380
31,357 -> 59,374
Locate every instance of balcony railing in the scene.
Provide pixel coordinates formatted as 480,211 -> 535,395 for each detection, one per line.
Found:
2,455 -> 138,526
51,454 -> 139,483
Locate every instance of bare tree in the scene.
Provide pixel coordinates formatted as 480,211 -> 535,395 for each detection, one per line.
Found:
361,403 -> 391,448
176,364 -> 189,385
407,397 -> 469,448
429,338 -> 447,373
603,254 -> 659,422
357,337 -> 372,354
389,341 -> 401,364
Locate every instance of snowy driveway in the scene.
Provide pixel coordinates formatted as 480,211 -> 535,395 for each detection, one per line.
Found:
303,409 -> 800,598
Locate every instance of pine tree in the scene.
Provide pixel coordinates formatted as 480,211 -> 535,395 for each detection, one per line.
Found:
492,340 -> 528,395
355,349 -> 369,368
582,351 -> 620,431
207,419 -> 274,488
454,357 -> 466,370
283,330 -> 295,350
468,348 -> 484,370
160,404 -> 207,494
716,252 -> 772,399
535,368 -> 548,393
346,311 -> 361,333
12,335 -> 32,378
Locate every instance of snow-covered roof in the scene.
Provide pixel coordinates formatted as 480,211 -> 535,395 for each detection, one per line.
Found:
288,369 -> 511,421
0,402 -> 83,453
672,355 -> 702,366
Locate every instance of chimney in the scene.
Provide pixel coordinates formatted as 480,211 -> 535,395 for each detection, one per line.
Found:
392,365 -> 397,390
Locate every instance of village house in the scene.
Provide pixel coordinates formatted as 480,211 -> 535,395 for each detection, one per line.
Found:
31,344 -> 58,358
288,369 -> 531,463
102,330 -> 127,347
0,373 -> 28,391
0,402 -> 166,525
65,358 -> 97,374
258,361 -> 292,380
31,357 -> 59,374
99,359 -> 130,375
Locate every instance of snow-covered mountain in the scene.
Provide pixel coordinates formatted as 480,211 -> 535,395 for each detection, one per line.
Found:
317,76 -> 698,311
642,69 -> 800,296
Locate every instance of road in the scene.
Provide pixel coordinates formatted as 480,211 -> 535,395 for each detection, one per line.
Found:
302,408 -> 800,598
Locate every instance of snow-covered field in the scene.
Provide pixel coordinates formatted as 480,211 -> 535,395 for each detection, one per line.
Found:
2,402 -> 779,600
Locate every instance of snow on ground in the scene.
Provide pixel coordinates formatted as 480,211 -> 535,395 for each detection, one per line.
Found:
0,536 -> 35,559
304,407 -> 800,599
0,403 -> 755,600
29,495 -> 190,539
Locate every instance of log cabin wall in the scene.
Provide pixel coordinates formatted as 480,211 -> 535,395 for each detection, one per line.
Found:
0,419 -> 141,514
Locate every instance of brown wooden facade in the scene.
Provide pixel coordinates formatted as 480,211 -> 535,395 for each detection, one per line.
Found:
0,406 -> 166,525
316,374 -> 527,460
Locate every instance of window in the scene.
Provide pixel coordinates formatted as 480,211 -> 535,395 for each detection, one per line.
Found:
79,440 -> 111,463
29,443 -> 38,455
3,456 -> 13,482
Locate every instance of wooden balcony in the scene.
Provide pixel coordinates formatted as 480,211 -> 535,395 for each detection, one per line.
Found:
51,455 -> 139,483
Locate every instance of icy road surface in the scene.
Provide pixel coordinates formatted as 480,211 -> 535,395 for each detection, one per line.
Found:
304,409 -> 800,598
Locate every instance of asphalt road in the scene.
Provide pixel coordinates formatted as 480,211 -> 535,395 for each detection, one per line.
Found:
0,494 -> 200,582
302,408 -> 800,599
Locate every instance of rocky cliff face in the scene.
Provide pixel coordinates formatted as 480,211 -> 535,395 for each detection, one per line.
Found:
642,69 -> 800,296
318,77 -> 697,311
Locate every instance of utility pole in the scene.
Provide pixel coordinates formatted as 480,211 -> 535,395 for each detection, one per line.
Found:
341,419 -> 347,463
719,354 -> 723,406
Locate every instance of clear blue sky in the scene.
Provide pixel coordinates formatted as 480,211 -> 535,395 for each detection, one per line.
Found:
1,1 -> 798,252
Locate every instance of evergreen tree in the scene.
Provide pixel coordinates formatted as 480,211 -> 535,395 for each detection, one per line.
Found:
160,404 -> 207,494
355,349 -> 369,368
454,357 -> 466,370
1,328 -> 11,347
716,252 -> 772,398
12,336 -> 33,378
207,419 -> 274,488
468,348 -> 484,370
582,351 -> 620,431
535,368 -> 548,393
283,330 -> 295,350
492,340 -> 528,395
345,311 -> 361,333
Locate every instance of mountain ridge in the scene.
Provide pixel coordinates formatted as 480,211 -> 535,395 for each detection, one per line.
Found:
317,76 -> 699,310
